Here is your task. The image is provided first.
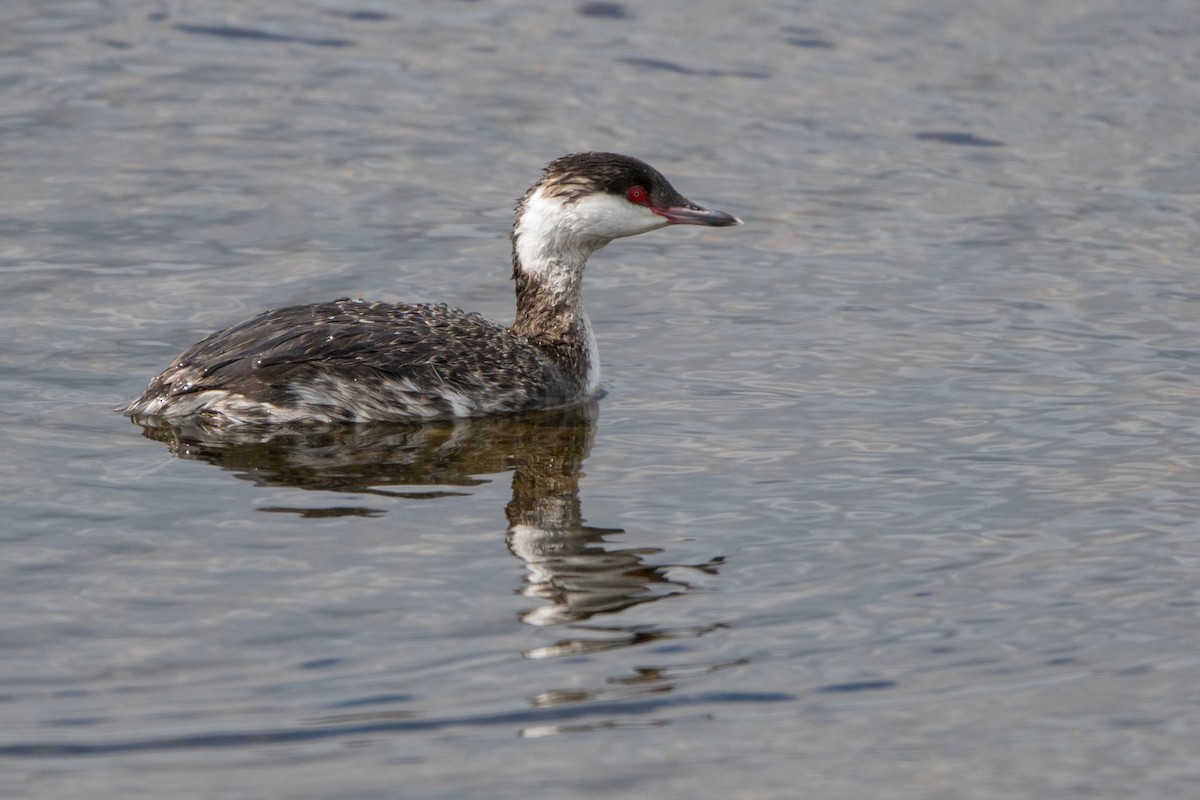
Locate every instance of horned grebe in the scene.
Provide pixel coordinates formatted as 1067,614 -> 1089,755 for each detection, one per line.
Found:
119,152 -> 741,425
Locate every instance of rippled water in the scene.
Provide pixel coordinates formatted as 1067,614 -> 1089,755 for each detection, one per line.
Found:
4,1 -> 1200,797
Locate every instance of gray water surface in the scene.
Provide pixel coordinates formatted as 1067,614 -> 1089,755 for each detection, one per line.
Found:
4,1 -> 1200,798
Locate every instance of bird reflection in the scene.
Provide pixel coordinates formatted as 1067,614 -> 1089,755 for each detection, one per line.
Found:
130,403 -> 722,630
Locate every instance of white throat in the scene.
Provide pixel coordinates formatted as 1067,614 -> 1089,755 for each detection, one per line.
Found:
514,189 -> 603,298
512,186 -> 669,295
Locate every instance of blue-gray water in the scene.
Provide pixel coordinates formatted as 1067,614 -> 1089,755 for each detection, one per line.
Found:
4,1 -> 1200,798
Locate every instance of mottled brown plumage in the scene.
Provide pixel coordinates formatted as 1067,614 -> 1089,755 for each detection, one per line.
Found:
127,299 -> 570,422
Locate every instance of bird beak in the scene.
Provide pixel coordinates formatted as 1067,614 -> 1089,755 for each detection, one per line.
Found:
654,204 -> 743,227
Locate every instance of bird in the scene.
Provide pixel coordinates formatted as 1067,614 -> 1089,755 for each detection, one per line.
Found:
119,152 -> 741,425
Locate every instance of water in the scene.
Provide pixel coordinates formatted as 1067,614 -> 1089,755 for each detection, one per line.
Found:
3,0 -> 1200,797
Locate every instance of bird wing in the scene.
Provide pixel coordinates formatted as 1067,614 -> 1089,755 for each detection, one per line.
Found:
140,299 -> 565,418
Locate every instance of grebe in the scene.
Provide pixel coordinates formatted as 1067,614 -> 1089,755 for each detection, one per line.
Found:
119,152 -> 741,425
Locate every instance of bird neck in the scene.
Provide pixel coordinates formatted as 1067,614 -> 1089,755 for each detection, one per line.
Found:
509,247 -> 594,351
508,237 -> 602,400
509,191 -> 607,344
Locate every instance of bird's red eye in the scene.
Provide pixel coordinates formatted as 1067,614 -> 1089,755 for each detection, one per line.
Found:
626,185 -> 648,204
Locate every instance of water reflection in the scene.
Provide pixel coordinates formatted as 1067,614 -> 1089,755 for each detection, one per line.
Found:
131,404 -> 723,631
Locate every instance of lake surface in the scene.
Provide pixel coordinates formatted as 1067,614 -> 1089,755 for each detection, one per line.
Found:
3,1 -> 1200,797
